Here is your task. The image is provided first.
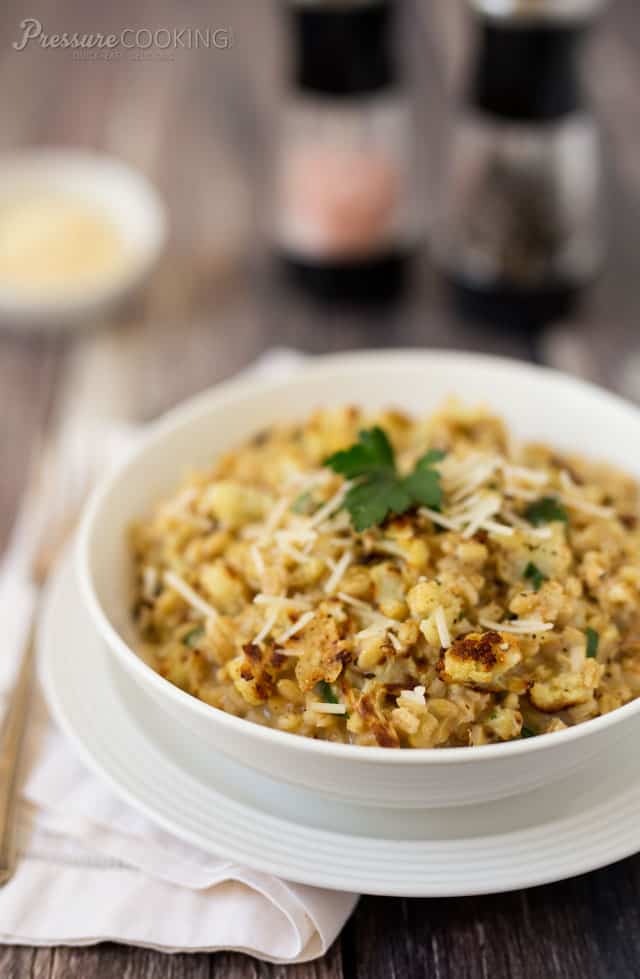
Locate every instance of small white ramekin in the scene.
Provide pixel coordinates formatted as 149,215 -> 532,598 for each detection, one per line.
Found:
0,148 -> 167,331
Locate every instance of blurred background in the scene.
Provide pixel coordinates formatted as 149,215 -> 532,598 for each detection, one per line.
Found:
1,0 -> 640,552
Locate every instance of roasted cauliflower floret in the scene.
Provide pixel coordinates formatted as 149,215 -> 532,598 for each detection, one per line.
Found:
338,565 -> 373,601
199,480 -> 272,529
199,560 -> 248,615
285,608 -> 350,692
357,631 -> 394,671
509,580 -> 569,624
485,706 -> 523,741
351,681 -> 400,747
529,660 -> 603,712
439,631 -> 521,690
496,524 -> 571,584
392,708 -> 439,748
370,561 -> 408,620
407,580 -> 462,647
390,687 -> 442,747
227,642 -> 284,705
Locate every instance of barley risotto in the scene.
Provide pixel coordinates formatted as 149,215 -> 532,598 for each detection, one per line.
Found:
130,401 -> 640,748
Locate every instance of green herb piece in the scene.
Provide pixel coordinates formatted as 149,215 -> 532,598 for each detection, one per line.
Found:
402,449 -> 446,509
524,496 -> 568,526
585,627 -> 599,659
323,429 -> 445,531
291,491 -> 314,515
523,561 -> 546,592
521,726 -> 536,739
316,680 -> 339,704
324,426 -> 395,478
342,474 -> 411,533
183,626 -> 205,648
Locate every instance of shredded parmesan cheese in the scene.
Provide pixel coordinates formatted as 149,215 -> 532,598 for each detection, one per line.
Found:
450,457 -> 500,502
419,507 -> 460,531
502,462 -> 549,486
434,605 -> 451,648
373,540 -> 407,559
253,607 -> 278,645
251,545 -> 265,577
309,702 -> 347,715
309,481 -> 353,528
461,493 -> 502,539
324,549 -> 352,594
337,592 -> 374,611
501,507 -> 553,539
276,610 -> 315,643
559,470 -> 576,492
254,593 -> 311,610
276,539 -> 307,563
559,495 -> 615,519
354,624 -> 387,640
163,571 -> 218,620
479,519 -> 514,537
479,617 -> 554,634
142,566 -> 158,601
400,685 -> 426,705
285,468 -> 331,492
388,631 -> 402,652
503,486 -> 539,502
260,496 -> 290,544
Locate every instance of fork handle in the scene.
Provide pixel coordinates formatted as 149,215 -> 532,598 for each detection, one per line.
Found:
0,625 -> 36,886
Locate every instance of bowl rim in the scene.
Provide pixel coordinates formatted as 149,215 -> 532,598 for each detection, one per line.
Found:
77,348 -> 640,765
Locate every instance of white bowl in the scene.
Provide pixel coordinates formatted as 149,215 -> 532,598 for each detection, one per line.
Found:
0,148 -> 167,331
78,350 -> 640,808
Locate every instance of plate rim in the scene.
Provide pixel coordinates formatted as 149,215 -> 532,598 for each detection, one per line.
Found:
38,554 -> 640,897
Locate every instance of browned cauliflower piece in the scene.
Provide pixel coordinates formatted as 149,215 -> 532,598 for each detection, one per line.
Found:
485,706 -> 523,741
227,642 -> 285,705
529,660 -> 603,712
284,609 -> 350,692
353,681 -> 400,748
439,631 -> 521,691
199,480 -> 272,529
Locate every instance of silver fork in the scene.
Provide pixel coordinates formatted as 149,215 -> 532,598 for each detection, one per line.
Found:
0,421 -> 104,886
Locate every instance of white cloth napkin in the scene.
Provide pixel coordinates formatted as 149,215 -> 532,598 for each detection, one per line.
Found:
0,349 -> 358,961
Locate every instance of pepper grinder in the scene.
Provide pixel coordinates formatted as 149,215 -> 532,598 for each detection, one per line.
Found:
271,0 -> 421,304
438,0 -> 606,328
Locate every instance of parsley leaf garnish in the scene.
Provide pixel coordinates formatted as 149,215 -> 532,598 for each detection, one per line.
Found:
523,561 -> 546,591
324,426 -> 395,479
524,496 -> 568,526
521,726 -> 536,738
324,428 -> 445,531
342,474 -> 412,532
585,627 -> 599,658
402,449 -> 446,508
316,680 -> 339,704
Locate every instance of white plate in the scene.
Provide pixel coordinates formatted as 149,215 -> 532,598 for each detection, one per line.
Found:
39,555 -> 640,897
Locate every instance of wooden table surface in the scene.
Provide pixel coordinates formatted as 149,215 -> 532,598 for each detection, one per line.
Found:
2,0 -> 640,976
